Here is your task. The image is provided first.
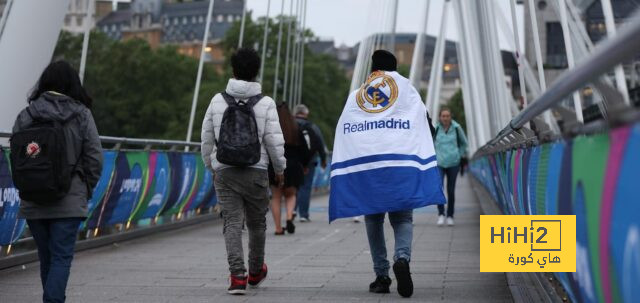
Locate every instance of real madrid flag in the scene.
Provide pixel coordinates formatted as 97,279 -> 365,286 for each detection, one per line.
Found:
329,71 -> 445,222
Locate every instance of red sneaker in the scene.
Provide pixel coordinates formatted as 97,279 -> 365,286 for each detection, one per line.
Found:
228,274 -> 247,295
248,263 -> 268,288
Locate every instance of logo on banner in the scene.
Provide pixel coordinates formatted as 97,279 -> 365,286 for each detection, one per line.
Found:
25,142 -> 41,158
480,215 -> 576,272
356,71 -> 399,113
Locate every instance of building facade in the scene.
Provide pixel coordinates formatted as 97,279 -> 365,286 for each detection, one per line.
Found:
97,0 -> 242,63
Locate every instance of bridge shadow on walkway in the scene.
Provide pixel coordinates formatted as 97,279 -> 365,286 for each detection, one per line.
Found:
0,176 -> 512,302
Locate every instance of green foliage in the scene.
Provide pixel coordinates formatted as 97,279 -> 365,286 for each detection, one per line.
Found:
397,64 -> 410,78
53,13 -> 349,147
446,89 -> 467,132
53,31 -> 225,141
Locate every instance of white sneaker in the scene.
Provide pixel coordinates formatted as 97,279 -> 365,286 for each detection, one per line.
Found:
437,215 -> 445,226
353,216 -> 362,223
446,217 -> 455,226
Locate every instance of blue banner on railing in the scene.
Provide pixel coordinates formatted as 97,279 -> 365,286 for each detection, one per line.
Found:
0,149 -> 25,246
471,123 -> 640,303
0,149 -> 331,246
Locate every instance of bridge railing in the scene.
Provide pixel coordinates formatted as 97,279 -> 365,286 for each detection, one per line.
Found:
0,131 -> 331,262
476,11 -> 640,157
470,11 -> 640,303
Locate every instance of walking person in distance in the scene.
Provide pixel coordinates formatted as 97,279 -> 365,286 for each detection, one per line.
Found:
293,104 -> 327,222
269,103 -> 310,235
434,107 -> 468,226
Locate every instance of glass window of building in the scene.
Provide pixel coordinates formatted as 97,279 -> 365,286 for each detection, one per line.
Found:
217,14 -> 224,23
545,22 -> 566,68
199,16 -> 204,23
183,17 -> 188,25
227,14 -> 234,23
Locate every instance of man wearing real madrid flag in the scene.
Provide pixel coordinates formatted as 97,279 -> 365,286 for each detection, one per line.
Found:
329,50 -> 446,298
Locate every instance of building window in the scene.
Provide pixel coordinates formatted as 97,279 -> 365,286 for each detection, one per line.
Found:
183,17 -> 188,25
174,18 -> 178,25
545,22 -> 566,68
103,25 -> 109,32
227,14 -> 234,23
199,16 -> 204,23
236,15 -> 242,21
164,18 -> 169,26
192,16 -> 197,24
112,24 -> 117,32
217,14 -> 224,23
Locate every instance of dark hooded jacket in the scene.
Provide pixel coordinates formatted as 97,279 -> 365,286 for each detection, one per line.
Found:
12,92 -> 103,219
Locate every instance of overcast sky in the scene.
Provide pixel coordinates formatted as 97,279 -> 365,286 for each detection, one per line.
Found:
244,0 -> 525,51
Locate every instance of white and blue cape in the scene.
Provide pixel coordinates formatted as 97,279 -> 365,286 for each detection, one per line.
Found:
329,71 -> 445,222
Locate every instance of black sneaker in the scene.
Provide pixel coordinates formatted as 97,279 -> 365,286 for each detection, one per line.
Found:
369,275 -> 391,293
393,258 -> 413,298
286,220 -> 296,234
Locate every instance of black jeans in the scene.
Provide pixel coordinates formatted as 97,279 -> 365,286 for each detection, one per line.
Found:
438,165 -> 460,218
27,218 -> 82,303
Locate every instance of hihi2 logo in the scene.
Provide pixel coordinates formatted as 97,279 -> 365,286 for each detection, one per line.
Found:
481,215 -> 576,272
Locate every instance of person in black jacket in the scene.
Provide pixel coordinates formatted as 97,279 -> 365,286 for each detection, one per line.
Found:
12,61 -> 103,303
293,104 -> 327,222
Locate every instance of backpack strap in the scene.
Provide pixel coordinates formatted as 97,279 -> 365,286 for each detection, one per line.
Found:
221,92 -> 237,106
454,126 -> 462,149
245,94 -> 263,107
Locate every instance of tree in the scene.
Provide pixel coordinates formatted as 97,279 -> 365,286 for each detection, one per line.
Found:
53,31 -> 227,141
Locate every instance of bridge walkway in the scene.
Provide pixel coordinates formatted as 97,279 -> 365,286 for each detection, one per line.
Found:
0,176 -> 512,302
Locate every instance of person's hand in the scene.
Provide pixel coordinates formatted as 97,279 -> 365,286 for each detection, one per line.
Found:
275,174 -> 285,188
321,160 -> 327,170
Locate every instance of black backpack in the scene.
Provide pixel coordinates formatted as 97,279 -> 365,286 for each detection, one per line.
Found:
10,107 -> 79,203
297,119 -> 319,166
216,92 -> 263,167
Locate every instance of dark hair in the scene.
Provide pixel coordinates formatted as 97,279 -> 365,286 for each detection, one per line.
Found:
371,49 -> 397,72
231,47 -> 261,81
29,60 -> 92,108
276,102 -> 299,145
439,106 -> 452,116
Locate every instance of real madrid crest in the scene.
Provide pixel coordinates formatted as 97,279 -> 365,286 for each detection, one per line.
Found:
356,71 -> 399,113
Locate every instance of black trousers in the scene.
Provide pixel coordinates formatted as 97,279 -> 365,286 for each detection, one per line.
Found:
438,165 -> 460,218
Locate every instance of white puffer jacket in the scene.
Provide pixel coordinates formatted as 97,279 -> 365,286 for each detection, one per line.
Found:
201,79 -> 286,174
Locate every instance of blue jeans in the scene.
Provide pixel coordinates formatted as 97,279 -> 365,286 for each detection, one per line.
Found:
364,210 -> 413,277
296,168 -> 315,219
438,165 -> 460,218
27,218 -> 82,303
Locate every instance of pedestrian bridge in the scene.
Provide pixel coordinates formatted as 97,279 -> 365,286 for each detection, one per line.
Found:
1,175 -> 516,302
2,1 -> 640,302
